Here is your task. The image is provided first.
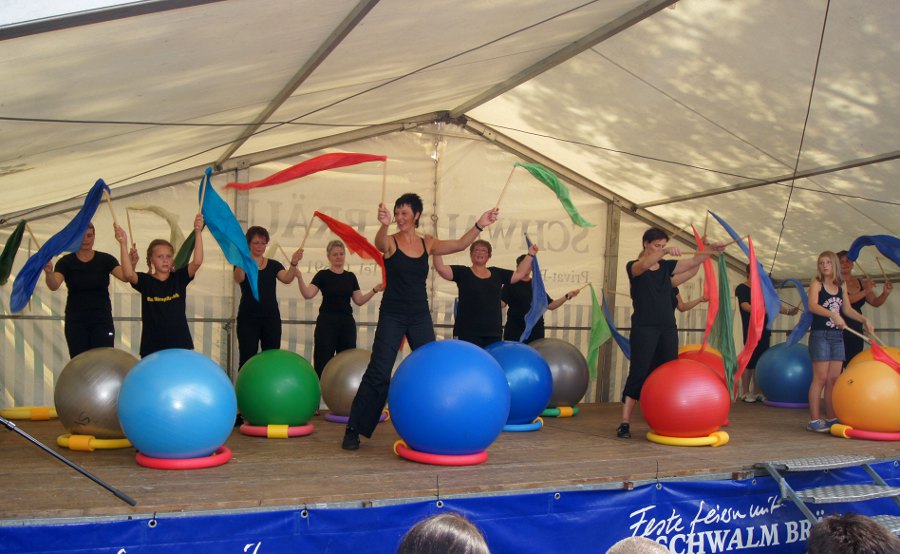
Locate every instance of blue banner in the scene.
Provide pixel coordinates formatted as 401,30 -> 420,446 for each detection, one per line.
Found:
2,461 -> 897,553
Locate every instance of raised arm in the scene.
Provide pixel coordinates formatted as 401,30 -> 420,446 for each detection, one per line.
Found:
429,208 -> 498,256
187,214 -> 203,278
671,262 -> 701,287
432,254 -> 453,281
373,204 -> 394,255
352,281 -> 384,306
676,292 -> 707,312
548,288 -> 580,311
114,223 -> 138,284
867,279 -> 892,307
43,260 -> 64,291
277,248 -> 302,284
510,243 -> 539,283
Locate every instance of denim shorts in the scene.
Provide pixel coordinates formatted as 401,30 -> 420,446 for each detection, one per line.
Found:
808,329 -> 845,362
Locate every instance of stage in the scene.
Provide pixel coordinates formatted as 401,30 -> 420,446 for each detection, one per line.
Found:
2,401 -> 897,523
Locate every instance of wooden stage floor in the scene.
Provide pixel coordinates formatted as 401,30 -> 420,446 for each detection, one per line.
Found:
2,402 -> 897,522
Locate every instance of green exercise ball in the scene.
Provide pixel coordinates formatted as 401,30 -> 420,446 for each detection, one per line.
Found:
235,349 -> 320,426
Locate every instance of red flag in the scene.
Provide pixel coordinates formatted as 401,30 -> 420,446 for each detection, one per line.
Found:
692,225 -> 718,349
871,343 -> 900,374
736,237 -> 764,382
313,211 -> 386,284
226,153 -> 387,190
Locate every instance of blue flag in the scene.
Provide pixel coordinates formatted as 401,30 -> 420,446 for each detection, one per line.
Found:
601,290 -> 631,360
199,167 -> 259,301
846,235 -> 900,267
708,211 -> 782,330
780,278 -> 812,347
520,235 -> 548,342
11,179 -> 109,313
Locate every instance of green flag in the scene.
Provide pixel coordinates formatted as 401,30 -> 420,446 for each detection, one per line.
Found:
514,163 -> 594,227
173,229 -> 196,270
127,205 -> 186,251
587,284 -> 612,380
0,220 -> 26,286
708,255 -> 738,399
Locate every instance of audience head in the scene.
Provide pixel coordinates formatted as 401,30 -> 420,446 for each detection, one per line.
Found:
397,512 -> 490,554
806,513 -> 900,553
606,536 -> 669,554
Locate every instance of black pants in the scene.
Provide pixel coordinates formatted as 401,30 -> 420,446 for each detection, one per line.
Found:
456,332 -> 502,348
237,316 -> 282,370
313,313 -> 357,377
64,316 -> 115,358
348,310 -> 436,437
622,326 -> 678,401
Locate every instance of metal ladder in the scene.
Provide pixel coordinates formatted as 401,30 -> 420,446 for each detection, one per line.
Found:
756,455 -> 900,534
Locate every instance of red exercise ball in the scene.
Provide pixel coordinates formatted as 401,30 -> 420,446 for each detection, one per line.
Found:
678,349 -> 726,386
640,359 -> 730,438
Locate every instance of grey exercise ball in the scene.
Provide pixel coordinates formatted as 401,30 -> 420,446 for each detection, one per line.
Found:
529,338 -> 589,407
54,347 -> 138,439
320,349 -> 371,416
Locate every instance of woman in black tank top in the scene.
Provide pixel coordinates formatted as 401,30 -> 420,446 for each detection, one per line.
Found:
342,193 -> 499,450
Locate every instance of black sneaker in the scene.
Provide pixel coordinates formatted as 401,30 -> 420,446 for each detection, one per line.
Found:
342,427 -> 360,450
616,422 -> 631,438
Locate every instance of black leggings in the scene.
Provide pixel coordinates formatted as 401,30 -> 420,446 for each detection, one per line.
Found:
348,310 -> 436,437
313,313 -> 357,377
64,317 -> 115,358
622,326 -> 678,401
236,316 -> 282,370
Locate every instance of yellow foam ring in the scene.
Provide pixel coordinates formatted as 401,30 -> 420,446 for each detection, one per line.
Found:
382,409 -> 391,422
0,406 -> 58,420
535,417 -> 544,427
393,439 -> 407,456
710,431 -> 730,447
558,406 -> 575,417
267,425 -> 290,439
646,432 -> 719,447
831,424 -> 852,439
57,433 -> 132,450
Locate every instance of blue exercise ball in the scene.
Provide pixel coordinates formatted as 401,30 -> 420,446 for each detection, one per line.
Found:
388,340 -> 510,455
118,349 -> 237,459
486,341 -> 552,424
756,343 -> 813,405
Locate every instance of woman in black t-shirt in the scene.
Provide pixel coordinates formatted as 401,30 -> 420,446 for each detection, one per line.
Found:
297,239 -> 383,376
500,251 -> 580,344
234,226 -> 302,370
616,227 -> 724,439
43,223 -> 132,358
432,239 -> 533,347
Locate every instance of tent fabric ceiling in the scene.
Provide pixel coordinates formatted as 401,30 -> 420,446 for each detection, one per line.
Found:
2,0 -> 898,280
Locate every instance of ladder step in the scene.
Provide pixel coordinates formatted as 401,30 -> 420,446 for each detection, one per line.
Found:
796,484 -> 900,504
757,455 -> 876,472
871,515 -> 900,535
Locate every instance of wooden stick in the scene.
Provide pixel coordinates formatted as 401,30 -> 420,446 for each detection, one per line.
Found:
495,165 -> 518,209
702,211 -> 710,237
299,217 -> 315,250
103,190 -> 118,226
277,244 -> 292,265
670,250 -> 717,257
842,325 -> 871,344
198,178 -> 208,214
854,261 -> 871,280
869,331 -> 887,347
603,289 -> 631,298
125,208 -> 134,244
875,257 -> 888,282
25,223 -> 41,249
576,282 -> 591,293
381,159 -> 387,207
721,234 -> 749,248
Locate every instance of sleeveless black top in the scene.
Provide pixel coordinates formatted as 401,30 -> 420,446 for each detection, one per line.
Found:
381,237 -> 429,314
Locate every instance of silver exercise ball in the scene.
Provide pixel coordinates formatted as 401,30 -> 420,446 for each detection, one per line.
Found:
320,349 -> 371,416
54,347 -> 138,439
529,338 -> 589,408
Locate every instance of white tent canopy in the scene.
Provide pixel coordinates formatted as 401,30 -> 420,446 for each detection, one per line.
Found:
2,0 -> 897,406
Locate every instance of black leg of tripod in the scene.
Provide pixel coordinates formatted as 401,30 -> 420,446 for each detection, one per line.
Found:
1,415 -> 136,507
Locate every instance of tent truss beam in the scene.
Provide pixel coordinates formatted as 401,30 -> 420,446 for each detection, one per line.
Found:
214,0 -> 381,166
448,0 -> 677,118
639,150 -> 900,209
0,0 -> 226,42
1,111 -> 446,225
